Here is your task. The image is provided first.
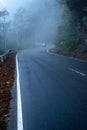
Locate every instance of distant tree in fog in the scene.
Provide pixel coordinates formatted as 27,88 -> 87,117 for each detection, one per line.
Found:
13,7 -> 31,48
0,9 -> 9,51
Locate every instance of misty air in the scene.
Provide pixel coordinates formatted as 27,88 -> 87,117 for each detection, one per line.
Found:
0,0 -> 87,130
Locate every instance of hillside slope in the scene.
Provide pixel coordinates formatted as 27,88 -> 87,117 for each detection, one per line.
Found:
55,0 -> 87,60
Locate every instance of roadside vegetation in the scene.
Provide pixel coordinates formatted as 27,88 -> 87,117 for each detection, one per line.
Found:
0,53 -> 16,130
54,0 -> 87,60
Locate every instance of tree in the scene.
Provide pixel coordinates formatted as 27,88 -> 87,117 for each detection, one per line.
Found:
0,9 -> 9,51
13,7 -> 29,49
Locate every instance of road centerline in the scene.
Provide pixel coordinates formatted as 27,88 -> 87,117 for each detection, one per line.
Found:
68,68 -> 86,77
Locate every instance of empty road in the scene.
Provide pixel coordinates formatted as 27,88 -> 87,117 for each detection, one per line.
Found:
16,47 -> 87,130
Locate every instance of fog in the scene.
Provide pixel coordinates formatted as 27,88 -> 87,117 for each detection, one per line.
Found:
1,0 -> 63,49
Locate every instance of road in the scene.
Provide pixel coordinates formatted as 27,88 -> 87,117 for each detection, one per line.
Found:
16,47 -> 87,130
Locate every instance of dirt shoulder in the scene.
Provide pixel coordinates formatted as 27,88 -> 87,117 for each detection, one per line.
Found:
0,53 -> 16,130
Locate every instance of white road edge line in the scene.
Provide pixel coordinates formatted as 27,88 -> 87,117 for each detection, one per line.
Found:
47,49 -> 87,63
16,55 -> 24,130
69,68 -> 86,77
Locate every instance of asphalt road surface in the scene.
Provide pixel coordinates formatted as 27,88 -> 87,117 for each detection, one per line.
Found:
16,47 -> 87,130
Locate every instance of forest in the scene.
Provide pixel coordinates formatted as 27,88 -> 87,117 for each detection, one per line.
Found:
0,0 -> 87,60
55,0 -> 87,60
